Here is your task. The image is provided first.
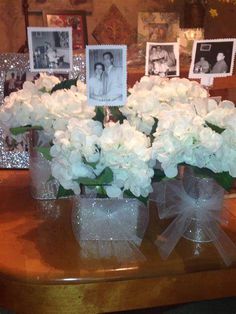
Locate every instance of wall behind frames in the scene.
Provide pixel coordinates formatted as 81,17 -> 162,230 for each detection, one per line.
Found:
0,0 -> 236,53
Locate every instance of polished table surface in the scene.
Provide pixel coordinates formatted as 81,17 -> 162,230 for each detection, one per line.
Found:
1,170 -> 236,314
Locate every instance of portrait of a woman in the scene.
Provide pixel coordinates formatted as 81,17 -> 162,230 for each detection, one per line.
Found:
89,62 -> 105,99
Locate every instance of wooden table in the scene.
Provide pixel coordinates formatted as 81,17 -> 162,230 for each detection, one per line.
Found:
1,170 -> 236,314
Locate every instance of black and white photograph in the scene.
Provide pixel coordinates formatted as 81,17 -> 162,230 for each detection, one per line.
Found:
2,70 -> 69,161
4,71 -> 69,97
189,39 -> 236,78
27,27 -> 73,72
4,71 -> 39,97
145,42 -> 179,77
86,45 -> 127,106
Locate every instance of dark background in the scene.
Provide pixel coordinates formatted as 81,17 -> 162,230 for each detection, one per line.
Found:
194,41 -> 234,73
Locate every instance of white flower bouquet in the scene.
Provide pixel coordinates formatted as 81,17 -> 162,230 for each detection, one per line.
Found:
120,76 -> 208,136
0,73 -> 95,139
0,73 -> 96,199
48,119 -> 154,202
151,97 -> 236,189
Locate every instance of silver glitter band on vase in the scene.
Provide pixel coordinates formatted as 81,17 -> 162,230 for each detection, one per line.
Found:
71,197 -> 149,262
28,129 -> 59,200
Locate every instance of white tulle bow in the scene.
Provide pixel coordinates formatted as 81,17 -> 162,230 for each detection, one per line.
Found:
150,180 -> 236,266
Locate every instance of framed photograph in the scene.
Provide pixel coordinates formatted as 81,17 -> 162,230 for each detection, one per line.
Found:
0,53 -> 86,169
138,12 -> 180,43
86,45 -> 127,106
200,43 -> 212,52
189,39 -> 236,78
145,42 -> 179,77
43,10 -> 88,51
27,27 -> 73,73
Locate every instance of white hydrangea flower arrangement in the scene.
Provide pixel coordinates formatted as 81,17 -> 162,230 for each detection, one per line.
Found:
0,73 -> 95,139
151,98 -> 236,190
1,71 -> 235,197
50,119 -> 154,201
120,76 -> 208,135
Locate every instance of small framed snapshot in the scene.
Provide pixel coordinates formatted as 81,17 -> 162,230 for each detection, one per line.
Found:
43,10 -> 88,51
138,12 -> 180,43
145,42 -> 179,77
189,39 -> 236,78
86,45 -> 127,106
27,27 -> 73,73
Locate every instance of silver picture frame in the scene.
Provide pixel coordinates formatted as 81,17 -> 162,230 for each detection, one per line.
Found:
0,53 -> 86,168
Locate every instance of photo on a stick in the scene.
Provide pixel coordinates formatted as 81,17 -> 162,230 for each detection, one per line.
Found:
28,27 -> 73,72
145,42 -> 179,77
189,39 -> 236,78
86,45 -> 127,106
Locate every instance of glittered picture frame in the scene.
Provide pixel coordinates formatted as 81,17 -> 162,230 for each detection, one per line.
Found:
0,53 -> 86,168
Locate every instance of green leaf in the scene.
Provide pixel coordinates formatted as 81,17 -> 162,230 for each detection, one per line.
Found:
51,78 -> 78,93
57,185 -> 74,198
82,157 -> 98,169
10,125 -> 43,136
124,190 -> 148,205
190,165 -> 234,191
36,147 -> 52,161
108,107 -> 126,123
74,167 -> 113,186
152,168 -> 166,182
39,87 -> 48,93
93,107 -> 105,124
213,172 -> 234,192
205,121 -> 225,134
95,185 -> 108,198
150,117 -> 158,136
191,165 -> 214,178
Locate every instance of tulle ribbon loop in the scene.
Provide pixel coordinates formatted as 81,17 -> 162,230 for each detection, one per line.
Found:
150,180 -> 236,266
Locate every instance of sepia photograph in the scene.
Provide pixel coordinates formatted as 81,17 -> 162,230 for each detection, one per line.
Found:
145,42 -> 179,77
189,39 -> 236,78
138,12 -> 180,44
86,45 -> 127,106
28,27 -> 73,72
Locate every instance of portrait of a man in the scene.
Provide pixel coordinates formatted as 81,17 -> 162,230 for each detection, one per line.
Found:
211,52 -> 228,74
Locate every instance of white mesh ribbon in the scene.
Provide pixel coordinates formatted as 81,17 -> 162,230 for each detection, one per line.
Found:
71,197 -> 148,262
29,155 -> 59,200
29,130 -> 59,200
150,179 -> 236,266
